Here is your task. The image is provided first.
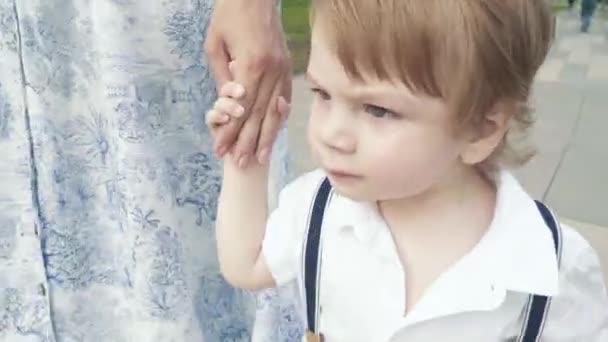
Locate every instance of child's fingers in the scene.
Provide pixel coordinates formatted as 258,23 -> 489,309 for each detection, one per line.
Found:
214,97 -> 245,118
219,81 -> 246,100
206,109 -> 230,127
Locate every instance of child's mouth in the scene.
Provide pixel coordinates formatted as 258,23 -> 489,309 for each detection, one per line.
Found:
326,169 -> 362,181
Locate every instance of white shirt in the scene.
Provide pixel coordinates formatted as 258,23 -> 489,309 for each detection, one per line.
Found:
262,170 -> 608,341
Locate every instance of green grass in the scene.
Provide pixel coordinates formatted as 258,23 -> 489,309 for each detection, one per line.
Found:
552,0 -> 571,11
282,0 -> 311,74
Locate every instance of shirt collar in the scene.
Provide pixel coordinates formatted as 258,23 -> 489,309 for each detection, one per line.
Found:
479,171 -> 560,296
331,170 -> 560,297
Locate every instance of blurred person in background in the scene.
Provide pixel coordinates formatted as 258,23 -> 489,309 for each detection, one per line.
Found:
569,0 -> 599,32
581,0 -> 598,32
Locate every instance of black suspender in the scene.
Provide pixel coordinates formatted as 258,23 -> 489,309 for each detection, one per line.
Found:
303,178 -> 332,341
302,178 -> 563,341
518,201 -> 563,342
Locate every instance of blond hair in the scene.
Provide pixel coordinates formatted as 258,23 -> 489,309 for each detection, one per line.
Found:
310,0 -> 555,167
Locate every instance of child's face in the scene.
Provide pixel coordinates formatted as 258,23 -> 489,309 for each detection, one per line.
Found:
306,28 -> 471,202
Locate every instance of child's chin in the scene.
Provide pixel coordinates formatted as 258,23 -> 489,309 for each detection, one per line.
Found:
329,182 -> 374,202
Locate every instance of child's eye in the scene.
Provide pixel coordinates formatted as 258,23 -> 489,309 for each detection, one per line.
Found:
364,104 -> 395,119
311,88 -> 331,101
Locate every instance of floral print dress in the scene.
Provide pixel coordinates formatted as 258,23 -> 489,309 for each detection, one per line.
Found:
0,0 -> 302,341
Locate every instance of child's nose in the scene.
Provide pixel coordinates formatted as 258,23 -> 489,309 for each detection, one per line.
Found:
318,110 -> 356,154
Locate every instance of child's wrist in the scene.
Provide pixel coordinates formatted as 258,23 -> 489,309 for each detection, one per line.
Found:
223,154 -> 270,177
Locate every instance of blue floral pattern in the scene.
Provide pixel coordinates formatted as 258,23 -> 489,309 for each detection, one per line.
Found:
0,0 -> 302,340
0,84 -> 12,140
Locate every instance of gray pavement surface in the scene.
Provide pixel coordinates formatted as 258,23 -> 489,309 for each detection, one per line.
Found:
286,11 -> 608,281
518,11 -> 608,227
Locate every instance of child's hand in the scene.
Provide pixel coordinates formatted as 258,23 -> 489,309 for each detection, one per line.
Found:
207,80 -> 290,165
206,81 -> 247,132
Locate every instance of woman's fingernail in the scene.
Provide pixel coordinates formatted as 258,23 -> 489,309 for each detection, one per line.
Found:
277,97 -> 290,118
238,155 -> 249,168
258,149 -> 269,164
216,145 -> 227,156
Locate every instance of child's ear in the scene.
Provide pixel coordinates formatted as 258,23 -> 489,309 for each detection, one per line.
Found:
460,101 -> 512,165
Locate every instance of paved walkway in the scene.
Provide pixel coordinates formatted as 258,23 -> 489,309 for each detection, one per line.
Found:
518,10 -> 608,273
286,11 -> 608,280
522,10 -> 608,218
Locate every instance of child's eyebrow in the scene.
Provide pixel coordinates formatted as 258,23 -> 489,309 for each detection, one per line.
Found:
306,69 -> 414,105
